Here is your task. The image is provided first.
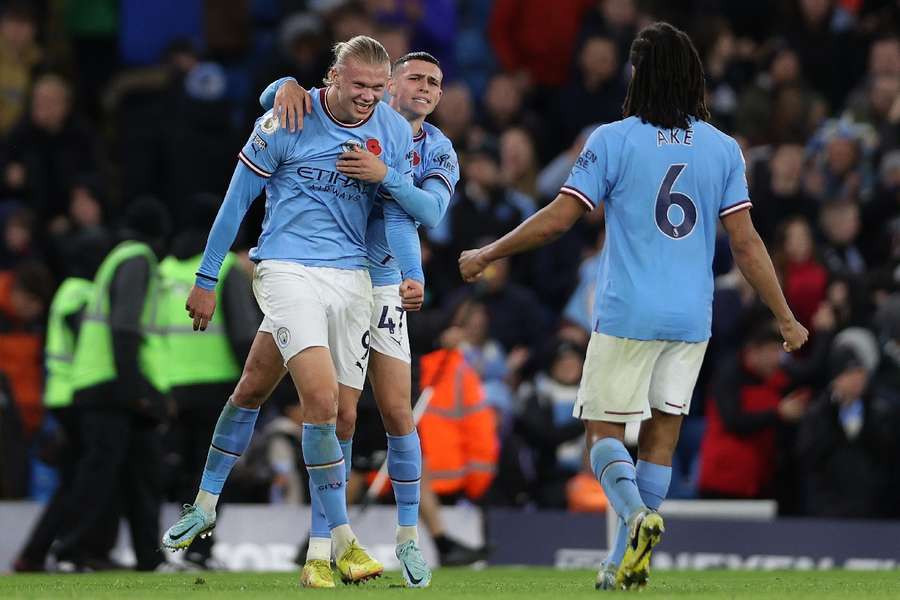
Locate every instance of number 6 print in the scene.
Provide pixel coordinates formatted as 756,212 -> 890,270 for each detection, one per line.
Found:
654,164 -> 697,239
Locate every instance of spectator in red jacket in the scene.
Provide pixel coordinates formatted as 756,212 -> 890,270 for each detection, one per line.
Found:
488,0 -> 594,89
774,216 -> 828,328
0,260 -> 54,439
698,310 -> 833,501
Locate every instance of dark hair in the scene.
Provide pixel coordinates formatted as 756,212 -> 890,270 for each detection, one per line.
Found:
392,51 -> 440,73
623,22 -> 710,130
743,319 -> 783,349
13,260 -> 55,308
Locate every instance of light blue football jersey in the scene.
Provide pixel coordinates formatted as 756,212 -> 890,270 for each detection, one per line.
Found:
561,117 -> 751,342
237,87 -> 414,269
367,121 -> 459,286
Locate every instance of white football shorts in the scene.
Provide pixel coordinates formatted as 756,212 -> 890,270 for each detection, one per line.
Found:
574,332 -> 708,423
253,260 -> 374,390
368,284 -> 411,364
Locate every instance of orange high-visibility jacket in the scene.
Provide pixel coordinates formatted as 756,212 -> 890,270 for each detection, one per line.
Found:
418,349 -> 499,499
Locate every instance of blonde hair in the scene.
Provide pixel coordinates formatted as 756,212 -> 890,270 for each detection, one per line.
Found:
323,35 -> 391,86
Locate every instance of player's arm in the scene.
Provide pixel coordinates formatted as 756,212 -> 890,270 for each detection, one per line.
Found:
721,209 -> 808,351
259,77 -> 310,132
189,116 -> 291,331
379,175 -> 451,228
382,144 -> 458,227
383,199 -> 426,311
188,164 -> 266,331
459,193 -> 588,281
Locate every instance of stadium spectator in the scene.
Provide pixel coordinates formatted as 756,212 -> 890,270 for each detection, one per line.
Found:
819,199 -> 866,278
698,310 -> 834,502
447,139 -> 534,257
431,82 -> 474,150
447,298 -> 515,419
784,0 -> 862,111
0,2 -> 40,136
804,119 -> 878,203
576,0 -> 639,62
746,144 -> 818,244
796,327 -> 900,518
773,216 -> 828,329
499,127 -> 539,201
735,44 -> 825,145
1,74 -> 99,225
476,73 -> 543,147
552,35 -> 627,151
247,13 -> 331,124
0,206 -> 38,269
514,339 -> 585,507
488,0 -> 594,89
445,252 -> 550,355
0,260 -> 54,440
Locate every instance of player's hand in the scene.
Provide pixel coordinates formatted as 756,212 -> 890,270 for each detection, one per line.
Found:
275,79 -> 311,133
186,285 -> 217,331
336,150 -> 387,183
400,278 -> 425,311
459,248 -> 491,282
778,317 -> 809,352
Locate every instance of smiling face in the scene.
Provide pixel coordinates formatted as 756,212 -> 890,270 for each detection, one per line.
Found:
329,56 -> 390,122
388,59 -> 443,120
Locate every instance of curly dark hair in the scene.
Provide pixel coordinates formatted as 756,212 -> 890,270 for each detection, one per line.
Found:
623,22 -> 710,130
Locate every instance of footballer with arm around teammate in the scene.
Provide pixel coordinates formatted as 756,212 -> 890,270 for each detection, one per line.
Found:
160,36 -> 422,588
259,51 -> 459,588
459,22 -> 807,592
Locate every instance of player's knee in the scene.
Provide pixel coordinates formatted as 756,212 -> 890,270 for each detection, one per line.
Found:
380,403 -> 414,436
302,387 -> 339,420
230,381 -> 269,409
336,407 -> 356,439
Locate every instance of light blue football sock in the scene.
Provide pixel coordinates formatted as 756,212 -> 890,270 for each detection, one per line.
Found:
302,423 -> 349,530
387,431 -> 422,528
309,437 -> 352,539
636,459 -> 671,511
590,438 -> 645,524
199,400 -> 259,495
607,459 -> 672,567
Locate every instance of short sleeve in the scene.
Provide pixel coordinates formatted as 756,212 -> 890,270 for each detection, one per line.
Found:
237,111 -> 293,179
560,126 -> 611,210
719,138 -> 752,217
421,141 -> 460,196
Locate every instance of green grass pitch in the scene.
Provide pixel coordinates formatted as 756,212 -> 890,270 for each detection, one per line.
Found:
3,567 -> 899,599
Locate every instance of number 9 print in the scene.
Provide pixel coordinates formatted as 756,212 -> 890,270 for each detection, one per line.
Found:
655,164 -> 697,239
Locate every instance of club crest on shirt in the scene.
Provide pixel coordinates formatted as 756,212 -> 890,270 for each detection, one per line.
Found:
412,150 -> 421,166
342,139 -> 364,153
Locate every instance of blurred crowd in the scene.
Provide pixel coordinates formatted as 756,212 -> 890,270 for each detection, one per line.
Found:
2,1 -> 900,563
